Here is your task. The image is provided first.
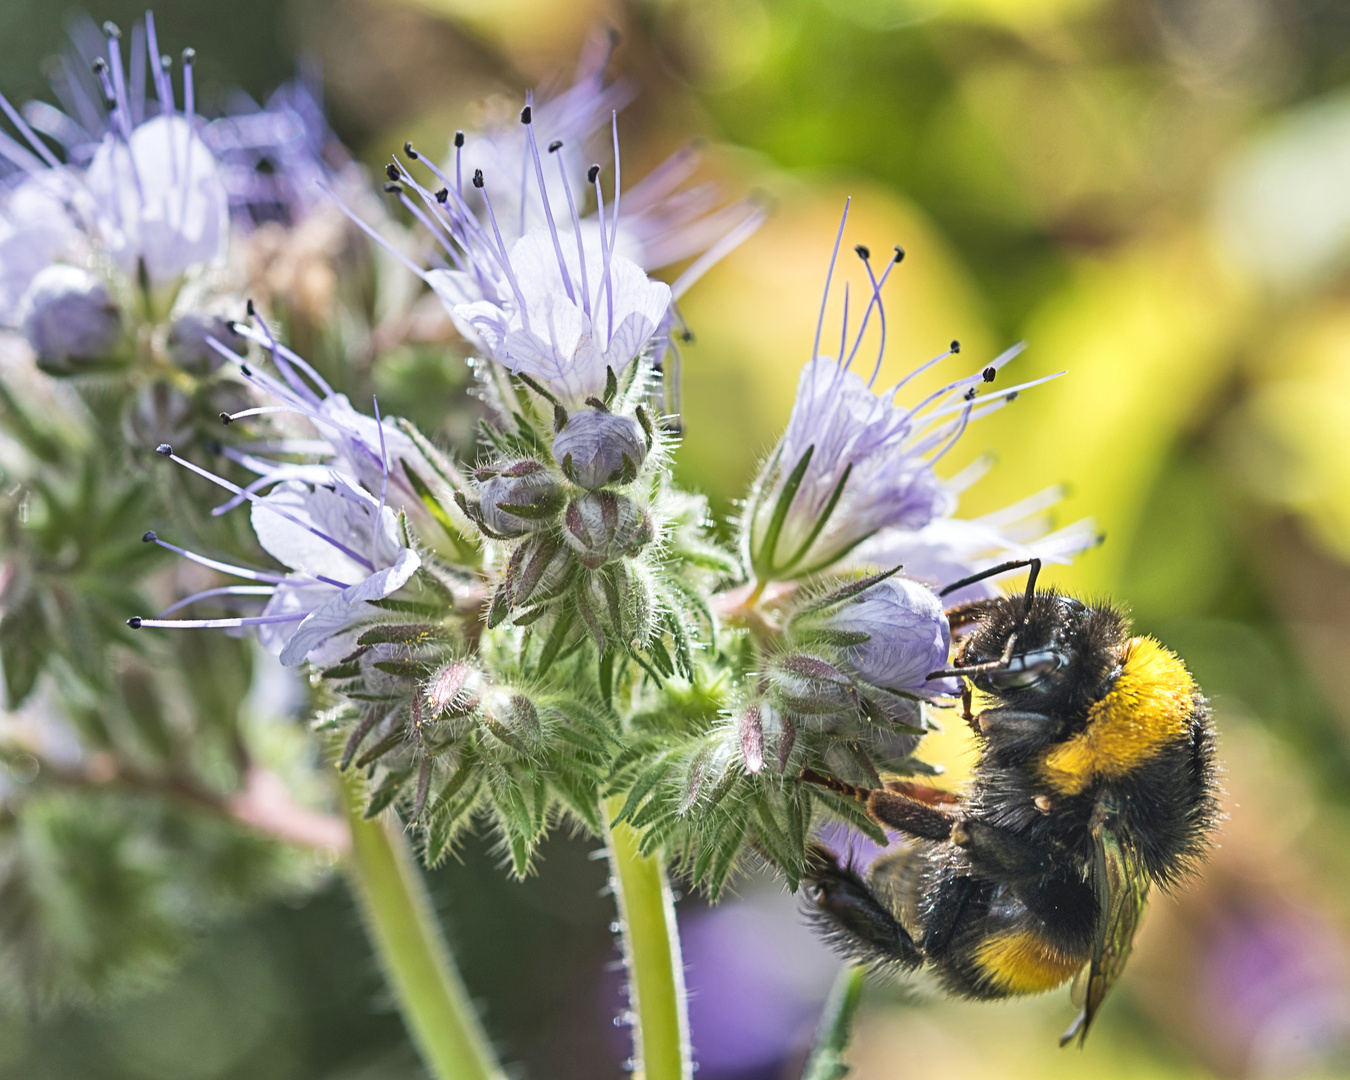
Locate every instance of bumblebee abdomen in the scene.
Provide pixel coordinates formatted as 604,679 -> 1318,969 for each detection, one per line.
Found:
966,928 -> 1085,997
1038,636 -> 1196,796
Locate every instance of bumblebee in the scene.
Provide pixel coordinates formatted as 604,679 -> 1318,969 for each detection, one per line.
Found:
804,558 -> 1218,1044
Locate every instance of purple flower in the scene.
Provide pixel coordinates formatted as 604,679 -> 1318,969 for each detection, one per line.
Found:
327,52 -> 763,404
204,69 -> 352,230
0,17 -> 228,300
847,493 -> 1100,605
440,38 -> 763,289
745,200 -> 1060,584
248,479 -> 420,666
130,458 -> 420,668
84,112 -> 228,291
448,225 -> 672,404
0,176 -> 80,325
205,318 -> 468,554
820,575 -> 955,696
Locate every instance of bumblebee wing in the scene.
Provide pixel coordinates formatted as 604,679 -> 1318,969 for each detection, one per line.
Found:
1059,801 -> 1150,1047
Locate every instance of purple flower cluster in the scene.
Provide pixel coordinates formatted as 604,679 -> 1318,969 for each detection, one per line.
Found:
746,199 -> 1088,593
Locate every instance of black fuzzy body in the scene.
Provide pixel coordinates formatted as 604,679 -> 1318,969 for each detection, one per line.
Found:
806,591 -> 1219,1004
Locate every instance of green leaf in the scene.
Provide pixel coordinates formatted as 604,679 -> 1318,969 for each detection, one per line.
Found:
357,624 -> 450,647
365,768 -> 415,817
752,444 -> 814,580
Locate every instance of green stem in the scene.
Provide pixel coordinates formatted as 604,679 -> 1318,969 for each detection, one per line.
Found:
801,965 -> 866,1080
602,795 -> 692,1080
341,777 -> 505,1080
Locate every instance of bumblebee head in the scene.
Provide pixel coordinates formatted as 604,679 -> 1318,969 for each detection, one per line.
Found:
954,592 -> 1130,724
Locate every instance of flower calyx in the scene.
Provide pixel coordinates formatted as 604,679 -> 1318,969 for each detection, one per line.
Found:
562,490 -> 654,570
463,460 -> 565,539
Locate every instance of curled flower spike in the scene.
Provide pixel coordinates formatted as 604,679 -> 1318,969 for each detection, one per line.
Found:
745,200 -> 1064,586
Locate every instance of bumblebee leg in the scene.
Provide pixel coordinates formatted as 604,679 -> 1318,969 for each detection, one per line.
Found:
917,874 -> 981,958
800,769 -> 957,841
867,790 -> 955,841
950,819 -> 1056,883
805,844 -> 923,970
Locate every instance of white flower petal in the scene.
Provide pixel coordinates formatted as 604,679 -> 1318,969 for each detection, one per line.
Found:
278,547 -> 420,666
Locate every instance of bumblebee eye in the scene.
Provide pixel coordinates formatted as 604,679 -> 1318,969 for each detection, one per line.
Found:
983,650 -> 1064,691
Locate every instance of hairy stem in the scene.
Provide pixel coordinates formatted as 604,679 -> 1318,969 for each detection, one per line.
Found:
801,965 -> 866,1080
341,777 -> 505,1080
602,794 -> 692,1080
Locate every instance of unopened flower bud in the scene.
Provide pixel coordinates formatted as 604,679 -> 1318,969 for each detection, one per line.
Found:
818,576 -> 953,695
166,312 -> 247,373
562,491 -> 653,569
20,265 -> 121,369
740,701 -> 798,774
509,533 -> 576,610
739,702 -> 765,773
760,701 -> 797,773
768,652 -> 858,716
426,661 -> 479,717
579,561 -> 654,649
479,688 -> 544,757
477,461 -> 563,538
553,408 -> 647,489
679,738 -> 737,814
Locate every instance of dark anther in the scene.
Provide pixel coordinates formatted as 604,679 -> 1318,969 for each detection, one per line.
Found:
220,412 -> 233,425
404,141 -> 418,159
1007,391 -> 1020,402
207,440 -> 223,455
127,617 -> 143,629
964,387 -> 978,401
454,130 -> 465,147
472,169 -> 485,189
383,182 -> 402,195
103,21 -> 121,39
385,163 -> 400,181
435,188 -> 449,203
893,245 -> 905,263
142,531 -> 157,543
983,366 -> 996,382
246,298 -> 256,317
950,340 -> 961,353
155,444 -> 173,457
855,244 -> 870,260
92,58 -> 109,75
240,364 -> 252,377
549,140 -> 564,153
587,164 -> 600,183
681,329 -> 695,343
182,48 -> 196,65
520,105 -> 532,124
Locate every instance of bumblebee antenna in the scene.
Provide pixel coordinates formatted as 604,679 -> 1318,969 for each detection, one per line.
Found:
938,557 -> 1041,599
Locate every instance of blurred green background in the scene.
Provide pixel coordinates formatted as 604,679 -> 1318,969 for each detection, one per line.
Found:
7,0 -> 1350,1076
